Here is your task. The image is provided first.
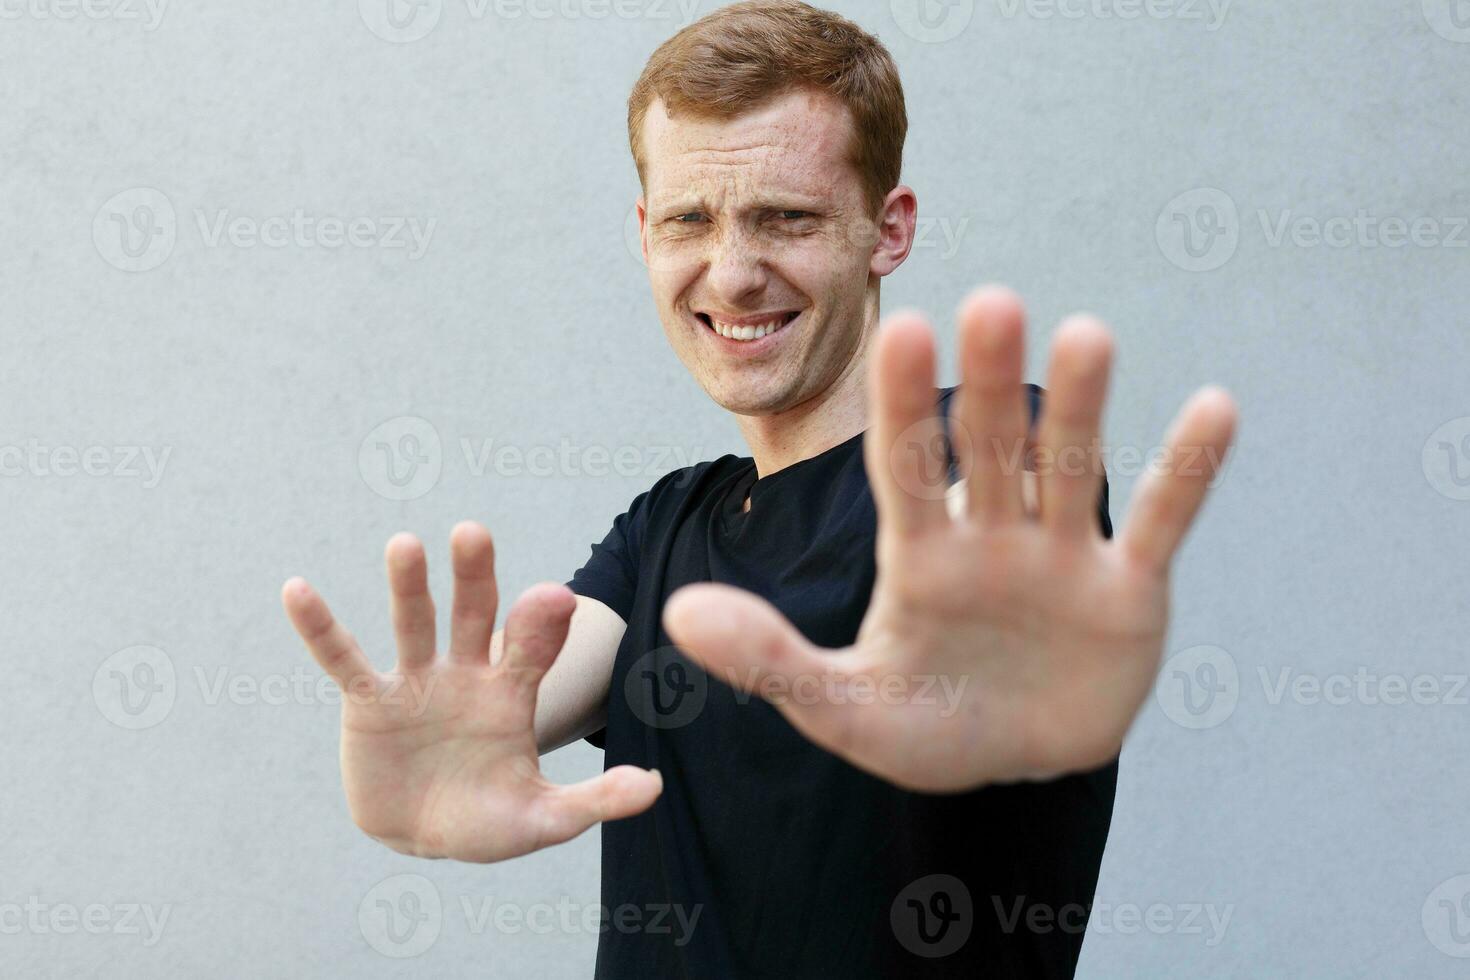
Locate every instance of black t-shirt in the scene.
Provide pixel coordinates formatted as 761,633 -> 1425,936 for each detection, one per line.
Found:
566,385 -> 1116,979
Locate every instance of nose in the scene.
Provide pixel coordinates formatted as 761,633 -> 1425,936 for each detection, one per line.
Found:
702,225 -> 768,308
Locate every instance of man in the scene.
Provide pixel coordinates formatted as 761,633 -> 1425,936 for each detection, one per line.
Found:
282,2 -> 1236,975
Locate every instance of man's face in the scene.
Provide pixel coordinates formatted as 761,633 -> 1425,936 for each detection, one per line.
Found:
637,87 -> 884,416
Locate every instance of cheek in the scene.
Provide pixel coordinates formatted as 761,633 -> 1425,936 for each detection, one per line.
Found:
777,238 -> 868,305
648,262 -> 698,310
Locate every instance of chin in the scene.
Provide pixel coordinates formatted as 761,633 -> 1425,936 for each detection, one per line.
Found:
700,375 -> 803,417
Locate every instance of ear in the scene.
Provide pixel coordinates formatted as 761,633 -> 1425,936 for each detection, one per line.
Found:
869,185 -> 918,278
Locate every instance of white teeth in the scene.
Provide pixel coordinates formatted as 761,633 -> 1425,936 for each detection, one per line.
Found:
707,316 -> 791,341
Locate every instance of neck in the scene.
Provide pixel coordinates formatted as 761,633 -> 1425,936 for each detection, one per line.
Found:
734,297 -> 878,479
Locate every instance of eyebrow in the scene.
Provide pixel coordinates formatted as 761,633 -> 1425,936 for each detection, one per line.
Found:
650,193 -> 828,218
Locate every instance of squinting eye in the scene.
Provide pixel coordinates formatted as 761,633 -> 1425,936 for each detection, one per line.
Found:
674,213 -> 705,223
780,210 -> 810,220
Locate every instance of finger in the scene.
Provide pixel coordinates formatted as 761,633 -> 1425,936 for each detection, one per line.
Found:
535,766 -> 663,846
386,533 -> 436,672
281,577 -> 380,696
1036,315 -> 1114,536
953,285 -> 1030,524
448,521 -> 499,665
497,583 -> 577,706
863,312 -> 950,536
1120,386 -> 1238,573
949,443 -> 1040,519
663,583 -> 862,753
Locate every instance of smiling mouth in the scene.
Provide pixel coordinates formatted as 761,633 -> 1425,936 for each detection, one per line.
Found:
695,310 -> 801,342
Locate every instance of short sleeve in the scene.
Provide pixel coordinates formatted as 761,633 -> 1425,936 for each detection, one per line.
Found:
565,491 -> 653,751
564,488 -> 651,623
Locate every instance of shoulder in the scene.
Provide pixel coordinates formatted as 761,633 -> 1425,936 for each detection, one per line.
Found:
631,453 -> 746,512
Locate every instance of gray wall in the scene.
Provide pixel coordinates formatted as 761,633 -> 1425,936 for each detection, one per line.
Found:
2,0 -> 1467,976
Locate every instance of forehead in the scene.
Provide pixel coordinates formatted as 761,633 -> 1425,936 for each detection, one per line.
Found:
641,87 -> 860,204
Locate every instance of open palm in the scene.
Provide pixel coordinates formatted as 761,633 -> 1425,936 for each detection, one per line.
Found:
283,523 -> 660,861
662,286 -> 1237,791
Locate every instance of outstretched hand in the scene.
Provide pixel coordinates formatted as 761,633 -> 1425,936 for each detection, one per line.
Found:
283,522 -> 661,861
661,286 -> 1237,792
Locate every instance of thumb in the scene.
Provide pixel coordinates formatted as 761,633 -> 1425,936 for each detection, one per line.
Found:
662,583 -> 833,707
535,766 -> 664,846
